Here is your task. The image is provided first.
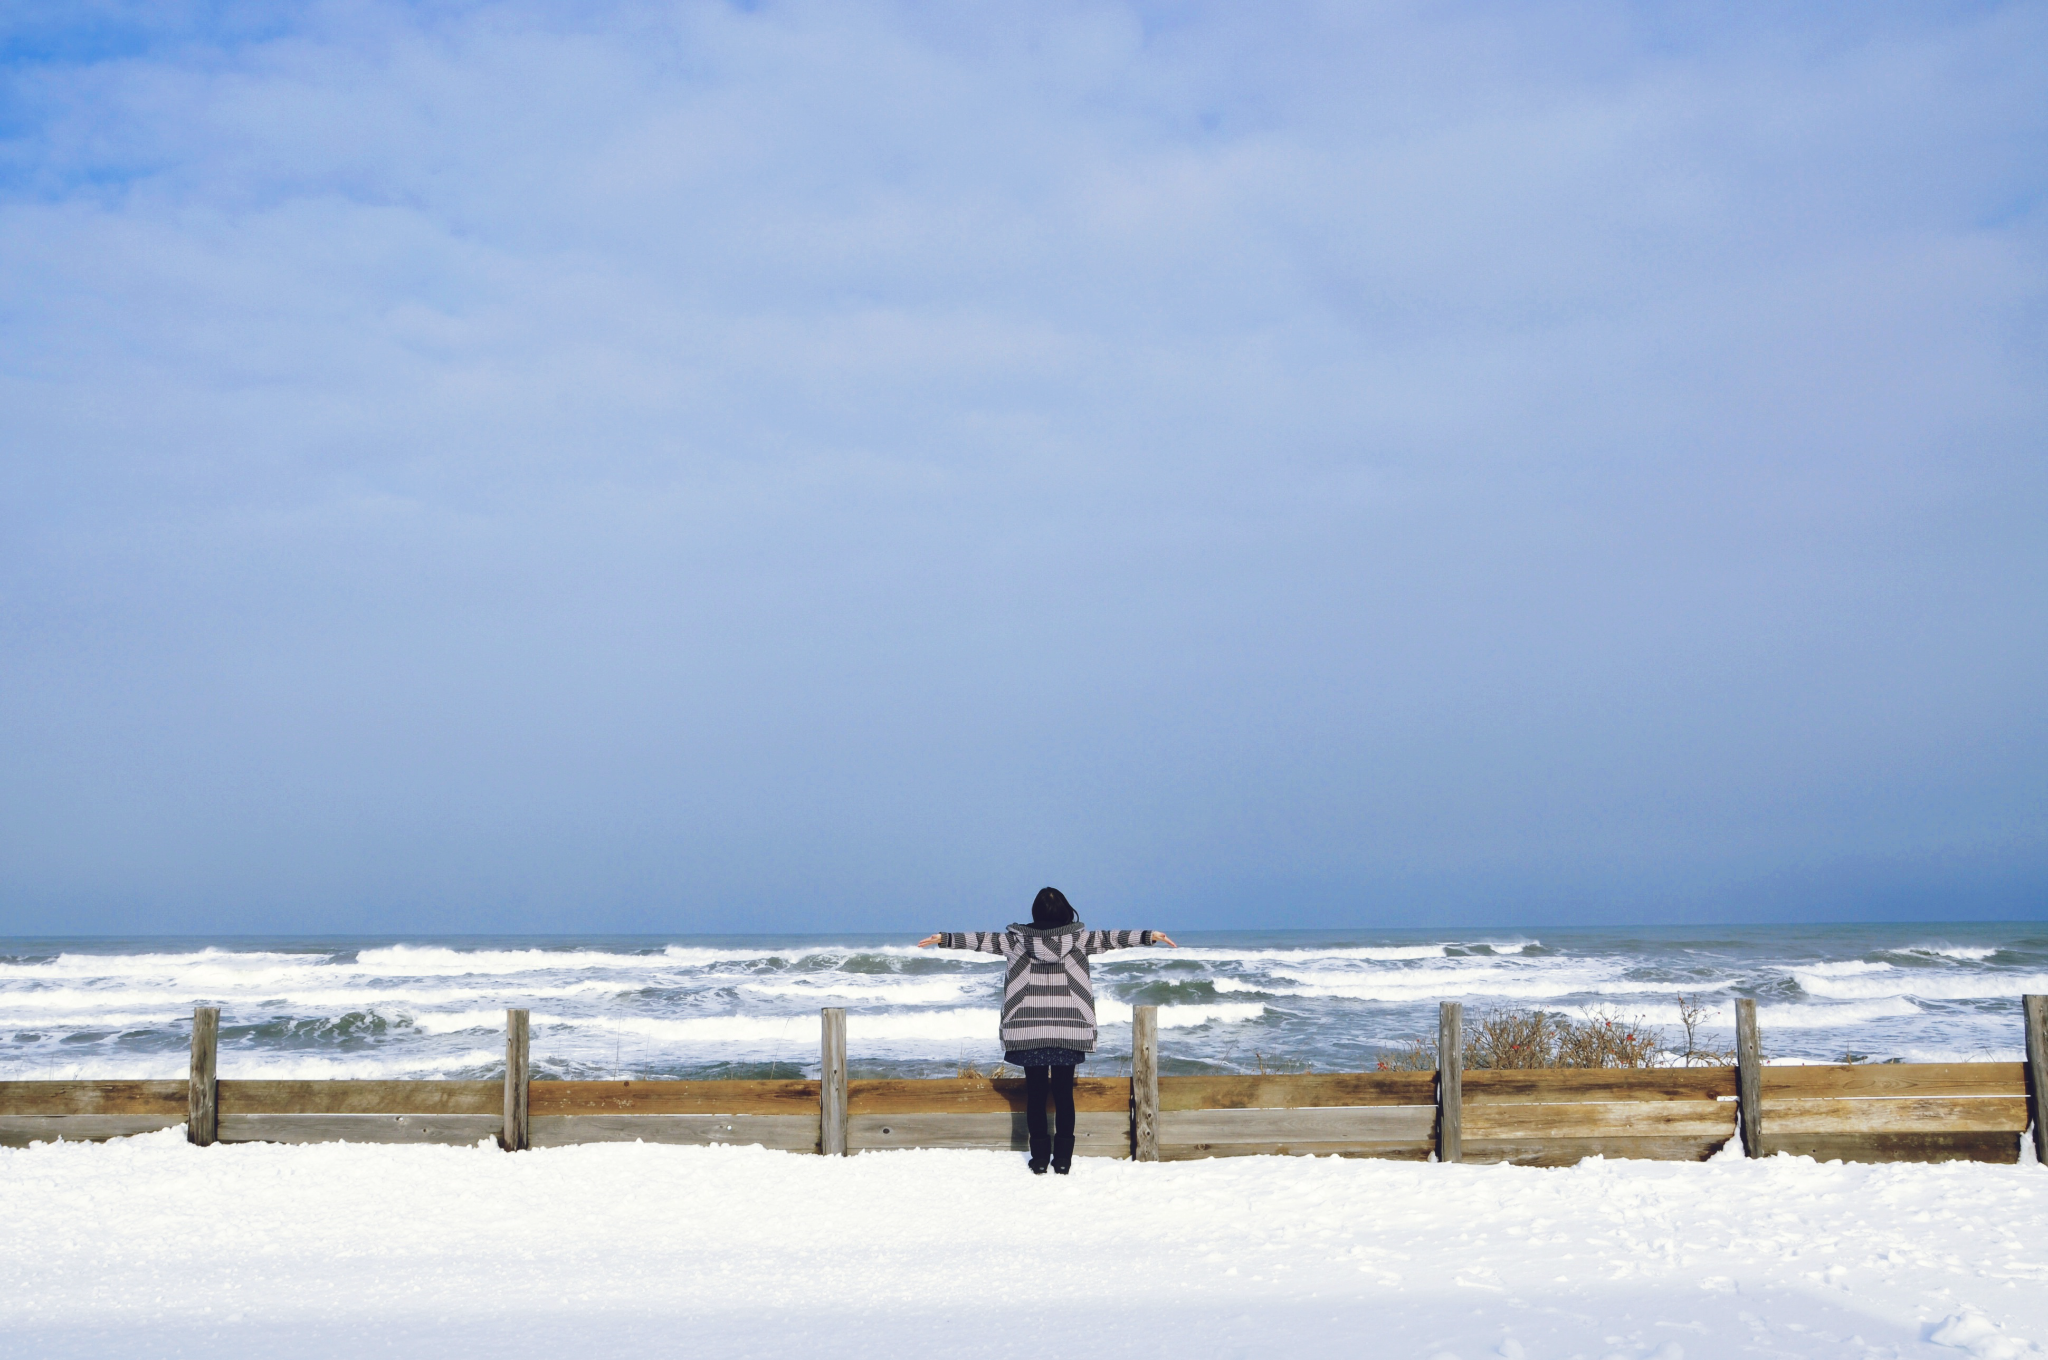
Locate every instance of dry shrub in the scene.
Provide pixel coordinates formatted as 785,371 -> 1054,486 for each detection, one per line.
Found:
1375,1036 -> 1437,1071
1552,1008 -> 1662,1068
1254,1052 -> 1313,1075
1376,997 -> 1735,1072
1468,1008 -> 1560,1069
1675,994 -> 1736,1067
956,1062 -> 1015,1079
1462,1006 -> 1661,1069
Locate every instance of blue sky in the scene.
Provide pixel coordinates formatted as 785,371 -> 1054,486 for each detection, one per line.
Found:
1,1 -> 2044,934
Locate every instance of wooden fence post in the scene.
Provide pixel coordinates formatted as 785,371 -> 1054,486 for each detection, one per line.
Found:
820,1008 -> 848,1156
1132,1004 -> 1160,1162
188,1006 -> 219,1146
1735,997 -> 1763,1158
1437,1001 -> 1462,1163
502,1009 -> 530,1151
2025,995 -> 2047,1167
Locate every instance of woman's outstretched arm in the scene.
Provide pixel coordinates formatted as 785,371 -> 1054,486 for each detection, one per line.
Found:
1078,930 -> 1177,954
917,932 -> 1011,954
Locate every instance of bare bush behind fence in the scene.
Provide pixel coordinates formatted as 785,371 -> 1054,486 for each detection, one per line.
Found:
1378,996 -> 1735,1072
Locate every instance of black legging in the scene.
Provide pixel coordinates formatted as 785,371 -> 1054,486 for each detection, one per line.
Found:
1024,1064 -> 1076,1148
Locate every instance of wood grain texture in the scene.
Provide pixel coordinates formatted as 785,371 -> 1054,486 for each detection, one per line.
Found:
218,1114 -> 503,1145
0,1081 -> 186,1116
1463,1068 -> 1736,1102
0,1115 -> 185,1147
821,1008 -> 847,1156
503,1008 -> 529,1152
1465,1100 -> 1737,1139
1761,1095 -> 2028,1135
2027,996 -> 2048,1166
1157,1072 -> 1436,1112
1760,1063 -> 2026,1099
1132,1005 -> 1159,1162
850,1078 -> 1130,1115
189,1006 -> 218,1147
1760,1132 -> 2020,1164
1463,1136 -> 1729,1167
219,1080 -> 500,1115
1439,1001 -> 1462,1163
1159,1106 -> 1436,1145
530,1080 -> 821,1115
1736,997 -> 1761,1158
529,1114 -> 821,1151
846,1112 -> 1129,1157
1158,1140 -> 1433,1162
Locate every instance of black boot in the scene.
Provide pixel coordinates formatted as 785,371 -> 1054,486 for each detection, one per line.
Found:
1027,1119 -> 1051,1174
1052,1133 -> 1075,1175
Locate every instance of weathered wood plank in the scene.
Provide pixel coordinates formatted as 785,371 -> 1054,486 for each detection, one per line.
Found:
1158,1139 -> 1434,1162
1760,1132 -> 2020,1164
1439,1001 -> 1462,1163
1157,1072 -> 1435,1112
503,1008 -> 529,1152
1463,1068 -> 1736,1102
218,1080 -> 501,1115
1132,1005 -> 1159,1162
1159,1105 -> 1436,1145
846,1112 -> 1129,1157
850,1078 -> 1130,1115
2027,996 -> 2048,1166
0,1115 -> 185,1147
821,1007 -> 847,1156
529,1114 -> 821,1152
0,1081 -> 187,1117
1736,997 -> 1761,1157
218,1114 -> 503,1145
529,1080 -> 821,1116
189,1006 -> 219,1147
1762,1095 -> 2028,1135
1463,1136 -> 1730,1167
1465,1100 -> 1737,1139
1760,1063 -> 2026,1099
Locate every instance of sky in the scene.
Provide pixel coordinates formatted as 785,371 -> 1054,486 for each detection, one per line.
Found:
1,1 -> 2044,935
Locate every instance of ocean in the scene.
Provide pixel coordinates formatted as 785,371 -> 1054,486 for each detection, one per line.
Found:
3,922 -> 2044,1081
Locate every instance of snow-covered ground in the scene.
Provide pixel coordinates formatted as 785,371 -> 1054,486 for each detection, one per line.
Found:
3,1131 -> 2044,1359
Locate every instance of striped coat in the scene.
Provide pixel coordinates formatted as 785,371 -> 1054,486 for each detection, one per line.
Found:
939,923 -> 1158,1052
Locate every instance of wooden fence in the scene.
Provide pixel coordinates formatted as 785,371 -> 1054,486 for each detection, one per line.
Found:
4,997 -> 2045,1167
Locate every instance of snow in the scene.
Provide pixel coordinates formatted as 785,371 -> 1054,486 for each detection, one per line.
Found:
3,1132 -> 2045,1359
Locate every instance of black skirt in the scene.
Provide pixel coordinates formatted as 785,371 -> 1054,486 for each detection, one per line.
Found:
1005,1047 -> 1086,1067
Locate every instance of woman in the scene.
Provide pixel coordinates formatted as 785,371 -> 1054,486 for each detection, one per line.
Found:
919,887 -> 1175,1174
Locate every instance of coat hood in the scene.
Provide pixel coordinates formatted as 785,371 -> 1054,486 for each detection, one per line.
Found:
1008,920 -> 1085,960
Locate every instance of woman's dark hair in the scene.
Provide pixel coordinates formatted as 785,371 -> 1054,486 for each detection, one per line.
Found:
1031,886 -> 1076,928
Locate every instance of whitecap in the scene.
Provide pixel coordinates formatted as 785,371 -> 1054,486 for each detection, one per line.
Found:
1696,998 -> 1923,1028
737,978 -> 981,1004
1795,960 -> 1893,977
1795,972 -> 2048,1002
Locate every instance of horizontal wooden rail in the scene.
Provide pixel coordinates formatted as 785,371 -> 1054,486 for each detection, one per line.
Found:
1758,1062 -> 2025,1098
1159,1072 -> 1435,1110
531,1080 -> 821,1115
221,1080 -> 501,1114
850,1077 -> 1130,1114
0,1080 -> 188,1146
1464,1068 -> 1737,1102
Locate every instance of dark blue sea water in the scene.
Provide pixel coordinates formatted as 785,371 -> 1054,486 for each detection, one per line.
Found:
3,923 -> 2044,1080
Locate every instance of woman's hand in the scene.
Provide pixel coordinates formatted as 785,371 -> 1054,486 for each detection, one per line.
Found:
1152,933 -> 1177,947
916,935 -> 942,948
